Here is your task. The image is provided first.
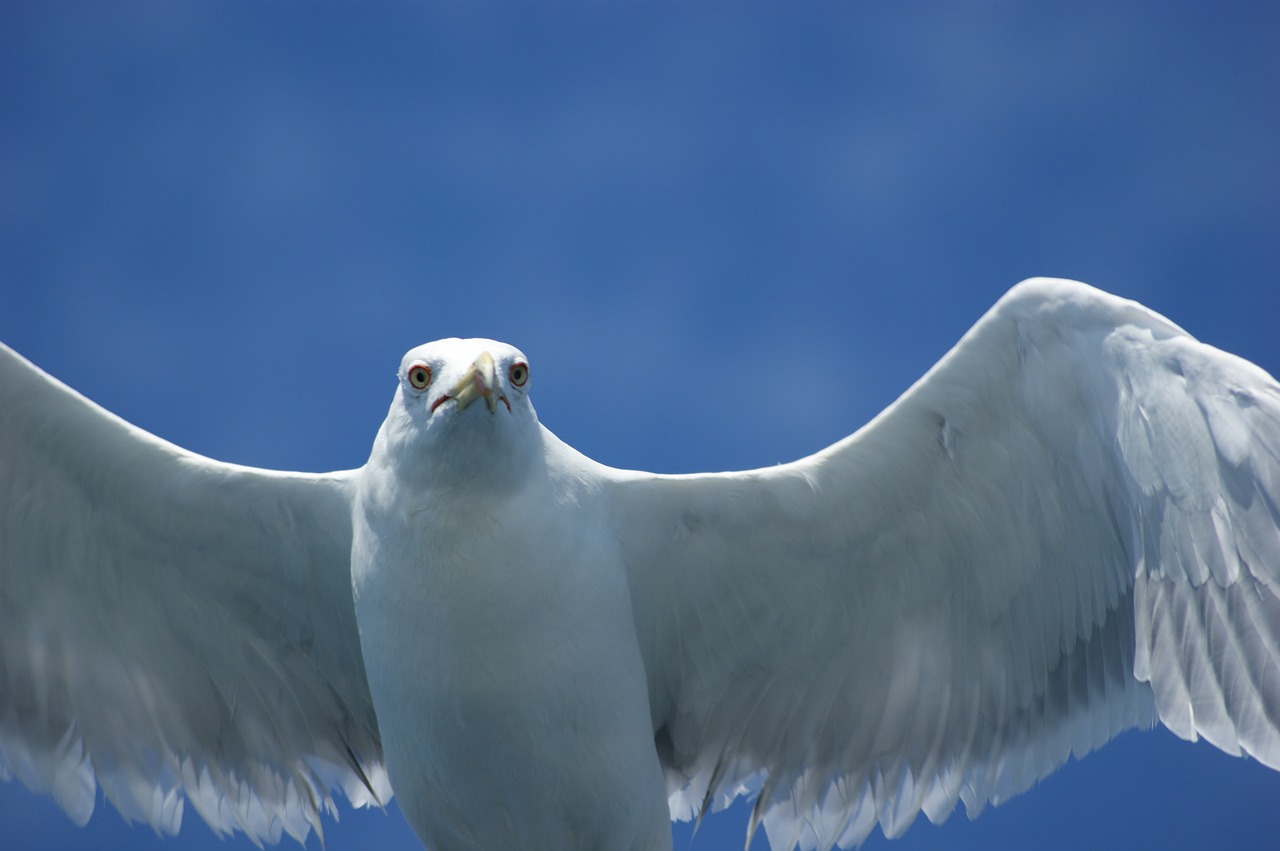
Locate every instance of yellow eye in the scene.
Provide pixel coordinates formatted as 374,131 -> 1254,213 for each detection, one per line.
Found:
509,361 -> 529,387
407,364 -> 433,390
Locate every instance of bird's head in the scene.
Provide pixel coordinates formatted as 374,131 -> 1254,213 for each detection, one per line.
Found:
371,337 -> 542,492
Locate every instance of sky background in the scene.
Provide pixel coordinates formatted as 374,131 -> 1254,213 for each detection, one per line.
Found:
2,2 -> 1279,849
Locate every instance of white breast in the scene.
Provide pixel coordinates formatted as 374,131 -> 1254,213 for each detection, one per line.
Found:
350,448 -> 671,851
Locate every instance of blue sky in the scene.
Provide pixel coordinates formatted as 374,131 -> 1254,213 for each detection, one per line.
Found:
2,2 -> 1279,849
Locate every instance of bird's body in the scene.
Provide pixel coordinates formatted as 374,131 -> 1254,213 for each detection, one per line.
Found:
4,279 -> 1280,850
352,365 -> 670,850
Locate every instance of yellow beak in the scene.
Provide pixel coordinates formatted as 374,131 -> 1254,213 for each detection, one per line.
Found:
448,351 -> 498,413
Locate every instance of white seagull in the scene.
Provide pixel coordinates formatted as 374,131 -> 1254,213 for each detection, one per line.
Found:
3,279 -> 1280,851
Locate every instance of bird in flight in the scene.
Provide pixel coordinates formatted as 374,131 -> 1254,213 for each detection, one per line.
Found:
2,278 -> 1279,851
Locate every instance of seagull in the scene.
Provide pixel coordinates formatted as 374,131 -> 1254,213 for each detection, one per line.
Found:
3,278 -> 1280,851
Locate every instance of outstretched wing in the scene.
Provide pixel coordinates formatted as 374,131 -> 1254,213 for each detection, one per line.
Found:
0,343 -> 386,844
612,279 -> 1280,850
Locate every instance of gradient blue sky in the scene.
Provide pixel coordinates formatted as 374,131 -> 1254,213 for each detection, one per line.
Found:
2,2 -> 1279,850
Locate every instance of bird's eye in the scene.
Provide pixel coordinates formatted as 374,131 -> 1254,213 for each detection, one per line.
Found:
509,361 -> 529,387
407,364 -> 433,390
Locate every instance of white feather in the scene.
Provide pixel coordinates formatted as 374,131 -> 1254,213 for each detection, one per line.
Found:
613,279 -> 1280,848
0,343 -> 388,844
4,279 -> 1280,850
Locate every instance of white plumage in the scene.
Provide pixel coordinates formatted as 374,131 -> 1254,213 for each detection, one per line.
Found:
3,279 -> 1280,850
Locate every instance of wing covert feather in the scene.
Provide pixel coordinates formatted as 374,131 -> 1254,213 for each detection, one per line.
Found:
0,343 -> 386,844
612,279 -> 1280,849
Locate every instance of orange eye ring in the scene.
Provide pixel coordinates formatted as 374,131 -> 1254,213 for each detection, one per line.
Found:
407,364 -> 433,390
509,361 -> 529,387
